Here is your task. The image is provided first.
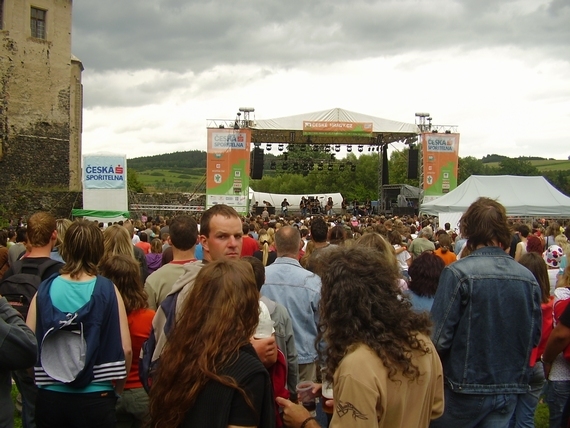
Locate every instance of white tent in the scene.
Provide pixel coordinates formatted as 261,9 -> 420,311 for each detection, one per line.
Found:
250,190 -> 343,212
421,175 -> 570,217
253,107 -> 418,135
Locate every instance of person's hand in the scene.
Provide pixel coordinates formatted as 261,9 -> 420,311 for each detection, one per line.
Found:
543,361 -> 552,379
276,397 -> 317,428
311,383 -> 322,396
250,335 -> 277,367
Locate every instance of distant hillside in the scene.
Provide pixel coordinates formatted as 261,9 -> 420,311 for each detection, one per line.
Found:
128,150 -> 207,170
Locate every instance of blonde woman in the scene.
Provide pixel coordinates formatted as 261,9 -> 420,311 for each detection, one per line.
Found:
103,224 -> 149,283
50,218 -> 72,263
253,232 -> 276,267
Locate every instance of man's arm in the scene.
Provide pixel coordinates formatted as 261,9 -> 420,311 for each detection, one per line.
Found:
1,296 -> 37,370
430,267 -> 463,357
282,307 -> 299,401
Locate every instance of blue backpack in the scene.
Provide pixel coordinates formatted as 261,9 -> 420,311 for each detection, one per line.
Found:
139,290 -> 179,392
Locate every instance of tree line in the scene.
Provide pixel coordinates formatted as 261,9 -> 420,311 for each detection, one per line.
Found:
127,148 -> 570,201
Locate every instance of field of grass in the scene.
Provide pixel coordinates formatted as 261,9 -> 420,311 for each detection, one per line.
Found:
135,168 -> 206,192
484,159 -> 570,171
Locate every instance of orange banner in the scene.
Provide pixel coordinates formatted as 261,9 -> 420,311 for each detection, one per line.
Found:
422,133 -> 460,202
206,129 -> 251,214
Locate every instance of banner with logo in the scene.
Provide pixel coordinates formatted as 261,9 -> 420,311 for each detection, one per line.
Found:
206,129 -> 251,214
422,133 -> 460,203
303,121 -> 373,136
83,155 -> 126,189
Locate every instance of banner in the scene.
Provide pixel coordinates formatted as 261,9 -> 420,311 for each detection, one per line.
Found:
206,129 -> 251,214
422,133 -> 460,203
303,121 -> 373,136
83,155 -> 126,189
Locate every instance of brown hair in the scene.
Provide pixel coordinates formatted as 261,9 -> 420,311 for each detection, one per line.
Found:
26,212 -> 56,247
518,252 -> 550,304
60,220 -> 103,279
437,232 -> 452,254
460,197 -> 511,252
103,224 -> 135,259
199,205 -> 240,238
317,246 -> 431,384
99,254 -> 148,313
150,238 -> 163,254
149,259 -> 259,427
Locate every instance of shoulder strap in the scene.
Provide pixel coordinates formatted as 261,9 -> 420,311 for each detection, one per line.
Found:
35,259 -> 62,278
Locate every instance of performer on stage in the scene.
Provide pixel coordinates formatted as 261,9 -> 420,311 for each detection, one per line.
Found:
281,198 -> 290,216
325,197 -> 334,215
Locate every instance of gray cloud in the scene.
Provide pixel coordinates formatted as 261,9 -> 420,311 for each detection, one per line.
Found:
72,0 -> 570,75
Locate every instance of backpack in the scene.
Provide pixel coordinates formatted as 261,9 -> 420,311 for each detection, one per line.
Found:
553,290 -> 570,361
0,259 -> 60,318
139,290 -> 179,392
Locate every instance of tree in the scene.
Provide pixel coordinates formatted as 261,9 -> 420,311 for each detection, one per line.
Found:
458,156 -> 486,184
498,158 -> 539,176
388,148 -> 419,187
127,168 -> 145,193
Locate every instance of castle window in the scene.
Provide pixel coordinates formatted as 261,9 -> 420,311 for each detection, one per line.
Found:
31,7 -> 46,39
0,0 -> 4,30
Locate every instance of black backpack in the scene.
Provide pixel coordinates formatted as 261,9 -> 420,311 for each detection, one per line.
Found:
0,259 -> 60,318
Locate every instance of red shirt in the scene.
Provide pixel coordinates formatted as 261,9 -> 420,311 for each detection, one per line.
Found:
241,236 -> 259,257
125,308 -> 155,389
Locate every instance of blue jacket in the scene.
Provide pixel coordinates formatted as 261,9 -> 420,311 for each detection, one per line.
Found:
430,246 -> 542,394
261,257 -> 321,365
34,275 -> 126,388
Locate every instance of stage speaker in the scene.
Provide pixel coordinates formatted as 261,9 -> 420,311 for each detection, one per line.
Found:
250,147 -> 264,179
382,145 -> 389,185
408,149 -> 419,179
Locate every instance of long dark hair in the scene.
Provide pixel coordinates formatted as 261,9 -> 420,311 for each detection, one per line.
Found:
98,254 -> 148,314
316,246 -> 432,384
149,259 -> 260,427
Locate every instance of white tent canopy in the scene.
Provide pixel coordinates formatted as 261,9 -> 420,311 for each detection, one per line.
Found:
250,189 -> 343,211
421,175 -> 570,217
253,107 -> 418,135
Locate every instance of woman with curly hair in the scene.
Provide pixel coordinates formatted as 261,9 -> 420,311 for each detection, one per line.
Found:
148,259 -> 275,428
276,246 -> 444,428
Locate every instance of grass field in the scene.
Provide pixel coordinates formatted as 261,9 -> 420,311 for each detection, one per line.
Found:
135,168 -> 206,192
484,159 -> 570,171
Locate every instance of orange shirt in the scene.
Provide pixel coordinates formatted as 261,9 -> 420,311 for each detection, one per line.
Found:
135,241 -> 151,254
434,248 -> 457,266
126,308 -> 155,389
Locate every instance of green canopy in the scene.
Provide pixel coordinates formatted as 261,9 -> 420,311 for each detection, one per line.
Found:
71,209 -> 130,219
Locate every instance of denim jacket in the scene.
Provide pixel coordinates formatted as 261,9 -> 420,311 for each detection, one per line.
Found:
261,257 -> 321,364
430,246 -> 542,394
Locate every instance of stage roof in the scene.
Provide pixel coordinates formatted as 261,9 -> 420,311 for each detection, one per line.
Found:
248,107 -> 419,145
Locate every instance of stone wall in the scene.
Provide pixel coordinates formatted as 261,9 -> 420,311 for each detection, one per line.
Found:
0,191 -> 207,223
0,190 -> 82,223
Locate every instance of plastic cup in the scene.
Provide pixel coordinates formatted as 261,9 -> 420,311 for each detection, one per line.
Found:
321,381 -> 334,414
254,317 -> 274,339
296,381 -> 316,412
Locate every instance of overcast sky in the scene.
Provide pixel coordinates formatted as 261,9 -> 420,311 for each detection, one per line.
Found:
72,0 -> 570,161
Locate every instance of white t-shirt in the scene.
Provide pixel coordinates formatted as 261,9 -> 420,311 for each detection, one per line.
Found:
393,244 -> 411,271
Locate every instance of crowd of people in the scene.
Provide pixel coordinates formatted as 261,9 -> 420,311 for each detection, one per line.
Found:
0,202 -> 569,427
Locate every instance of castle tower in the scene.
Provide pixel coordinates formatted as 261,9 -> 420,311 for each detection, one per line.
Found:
0,0 -> 82,190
